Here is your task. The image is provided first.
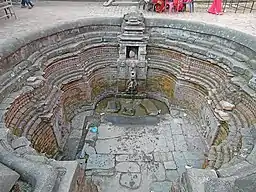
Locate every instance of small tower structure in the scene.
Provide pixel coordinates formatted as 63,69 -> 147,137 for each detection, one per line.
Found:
117,11 -> 149,93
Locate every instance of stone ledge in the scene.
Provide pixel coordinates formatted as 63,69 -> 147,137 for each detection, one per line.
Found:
184,168 -> 218,192
0,163 -> 20,192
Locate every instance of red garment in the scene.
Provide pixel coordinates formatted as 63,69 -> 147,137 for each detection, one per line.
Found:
173,0 -> 184,12
208,0 -> 223,14
154,0 -> 165,12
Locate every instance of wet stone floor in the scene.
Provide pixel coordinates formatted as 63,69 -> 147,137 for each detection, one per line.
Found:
81,109 -> 207,192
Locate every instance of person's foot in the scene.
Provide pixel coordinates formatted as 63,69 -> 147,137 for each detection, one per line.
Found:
28,6 -> 33,9
21,5 -> 26,8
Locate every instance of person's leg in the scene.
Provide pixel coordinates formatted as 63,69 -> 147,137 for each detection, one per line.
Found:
21,0 -> 26,8
27,0 -> 34,8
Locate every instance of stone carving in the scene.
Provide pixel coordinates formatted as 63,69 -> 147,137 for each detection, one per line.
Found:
129,50 -> 137,59
117,10 -> 149,92
126,79 -> 138,94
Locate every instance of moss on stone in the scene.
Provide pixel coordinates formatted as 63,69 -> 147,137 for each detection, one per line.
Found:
13,127 -> 21,137
213,121 -> 229,146
147,76 -> 175,99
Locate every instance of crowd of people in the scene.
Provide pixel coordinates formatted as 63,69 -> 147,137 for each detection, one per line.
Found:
142,0 -> 223,15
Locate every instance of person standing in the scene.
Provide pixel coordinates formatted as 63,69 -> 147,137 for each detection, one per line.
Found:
208,0 -> 223,14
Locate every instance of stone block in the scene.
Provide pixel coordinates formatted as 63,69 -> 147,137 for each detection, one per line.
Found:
249,59 -> 256,70
0,163 -> 20,192
164,161 -> 177,170
12,136 -> 31,149
166,170 -> 179,182
234,173 -> 256,192
217,161 -> 254,177
248,76 -> 256,91
219,100 -> 235,111
204,178 -> 234,192
214,109 -> 230,121
14,146 -> 37,155
185,168 -> 218,192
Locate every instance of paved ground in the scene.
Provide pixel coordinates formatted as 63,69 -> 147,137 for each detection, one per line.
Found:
79,109 -> 206,192
0,1 -> 255,47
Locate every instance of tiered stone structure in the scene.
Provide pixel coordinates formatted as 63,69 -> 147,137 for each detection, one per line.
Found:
0,10 -> 255,192
117,11 -> 149,92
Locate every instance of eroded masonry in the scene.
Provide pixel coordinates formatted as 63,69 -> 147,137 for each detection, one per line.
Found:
0,10 -> 256,192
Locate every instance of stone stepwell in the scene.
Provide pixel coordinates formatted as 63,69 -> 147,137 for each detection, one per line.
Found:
0,9 -> 256,192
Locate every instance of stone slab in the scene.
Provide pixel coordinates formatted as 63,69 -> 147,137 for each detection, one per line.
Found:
183,151 -> 205,160
170,119 -> 183,135
154,135 -> 169,152
185,168 -> 218,192
234,172 -> 256,192
149,181 -> 172,192
153,151 -> 174,162
186,159 -> 204,169
11,136 -> 31,149
0,163 -> 20,192
205,178 -> 234,192
173,134 -> 188,151
185,136 -> 206,152
116,153 -> 153,162
166,170 -> 179,181
97,124 -> 125,139
143,162 -> 166,182
86,154 -> 115,170
116,162 -> 140,173
164,161 -> 177,170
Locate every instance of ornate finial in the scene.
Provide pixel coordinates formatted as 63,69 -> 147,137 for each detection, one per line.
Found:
131,5 -> 139,12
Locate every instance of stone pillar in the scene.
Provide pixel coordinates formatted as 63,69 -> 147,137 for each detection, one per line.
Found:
117,11 -> 149,93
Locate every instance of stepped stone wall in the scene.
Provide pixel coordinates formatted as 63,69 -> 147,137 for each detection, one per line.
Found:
0,13 -> 256,191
